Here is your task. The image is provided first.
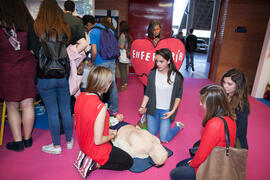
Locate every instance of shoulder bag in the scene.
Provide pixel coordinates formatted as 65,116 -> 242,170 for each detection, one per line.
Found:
196,117 -> 248,180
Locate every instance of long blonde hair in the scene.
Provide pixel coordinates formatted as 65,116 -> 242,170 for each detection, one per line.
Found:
34,0 -> 70,42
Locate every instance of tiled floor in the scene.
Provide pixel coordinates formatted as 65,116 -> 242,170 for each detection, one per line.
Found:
180,52 -> 210,79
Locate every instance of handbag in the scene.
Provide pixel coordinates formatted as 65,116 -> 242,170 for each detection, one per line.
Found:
73,150 -> 98,179
119,49 -> 130,63
136,114 -> 148,130
196,117 -> 248,180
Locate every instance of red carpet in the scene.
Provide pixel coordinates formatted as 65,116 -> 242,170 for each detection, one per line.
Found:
0,75 -> 269,180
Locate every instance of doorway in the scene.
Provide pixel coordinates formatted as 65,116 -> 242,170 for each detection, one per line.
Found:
172,0 -> 217,79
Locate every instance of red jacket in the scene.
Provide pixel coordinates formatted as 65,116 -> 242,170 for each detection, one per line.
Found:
190,116 -> 236,172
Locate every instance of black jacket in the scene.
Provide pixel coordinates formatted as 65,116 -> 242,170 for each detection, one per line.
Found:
145,69 -> 183,122
186,34 -> 197,52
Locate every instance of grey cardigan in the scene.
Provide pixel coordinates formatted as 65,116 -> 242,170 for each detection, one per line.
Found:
145,69 -> 183,122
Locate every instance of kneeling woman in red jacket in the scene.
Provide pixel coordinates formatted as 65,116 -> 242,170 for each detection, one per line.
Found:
170,84 -> 236,180
75,66 -> 133,174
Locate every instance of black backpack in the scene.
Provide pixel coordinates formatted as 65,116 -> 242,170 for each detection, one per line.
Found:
37,31 -> 70,79
93,26 -> 120,60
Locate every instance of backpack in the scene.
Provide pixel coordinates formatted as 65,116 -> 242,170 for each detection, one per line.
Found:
93,26 -> 120,60
37,31 -> 70,79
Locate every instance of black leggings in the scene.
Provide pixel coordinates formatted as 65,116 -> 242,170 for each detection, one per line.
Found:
100,145 -> 133,170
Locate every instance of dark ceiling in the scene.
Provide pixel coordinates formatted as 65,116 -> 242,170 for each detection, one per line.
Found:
180,0 -> 214,30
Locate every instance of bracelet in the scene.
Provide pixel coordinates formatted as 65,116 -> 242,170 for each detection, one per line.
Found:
140,106 -> 145,109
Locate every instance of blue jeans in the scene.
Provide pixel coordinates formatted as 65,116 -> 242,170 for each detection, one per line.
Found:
37,78 -> 73,145
147,109 -> 180,142
186,51 -> 194,68
170,158 -> 196,180
97,61 -> 118,113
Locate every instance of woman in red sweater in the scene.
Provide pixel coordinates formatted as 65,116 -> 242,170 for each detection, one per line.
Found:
74,66 -> 133,175
170,84 -> 236,180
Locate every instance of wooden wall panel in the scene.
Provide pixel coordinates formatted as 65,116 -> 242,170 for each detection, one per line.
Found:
210,0 -> 270,89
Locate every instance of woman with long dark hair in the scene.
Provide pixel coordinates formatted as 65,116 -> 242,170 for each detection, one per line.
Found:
138,48 -> 184,143
221,68 -> 250,149
31,0 -> 73,154
147,20 -> 162,46
118,21 -> 132,92
170,85 -> 236,180
0,0 -> 37,151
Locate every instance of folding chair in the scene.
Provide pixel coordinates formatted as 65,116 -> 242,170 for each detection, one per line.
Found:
0,100 -> 42,146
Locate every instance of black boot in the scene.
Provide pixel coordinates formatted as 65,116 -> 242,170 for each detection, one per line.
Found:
23,137 -> 32,148
6,141 -> 24,151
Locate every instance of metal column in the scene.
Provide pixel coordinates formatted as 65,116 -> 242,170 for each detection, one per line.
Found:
186,0 -> 195,36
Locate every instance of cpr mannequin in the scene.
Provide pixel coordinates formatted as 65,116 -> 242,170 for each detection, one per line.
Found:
110,115 -> 168,165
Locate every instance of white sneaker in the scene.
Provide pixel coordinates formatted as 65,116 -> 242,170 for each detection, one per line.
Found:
67,138 -> 74,150
176,121 -> 185,129
42,144 -> 62,154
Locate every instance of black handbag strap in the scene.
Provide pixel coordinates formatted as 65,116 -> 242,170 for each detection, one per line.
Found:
218,116 -> 230,156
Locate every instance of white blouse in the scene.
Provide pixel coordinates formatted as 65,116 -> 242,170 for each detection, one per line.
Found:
155,70 -> 175,110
